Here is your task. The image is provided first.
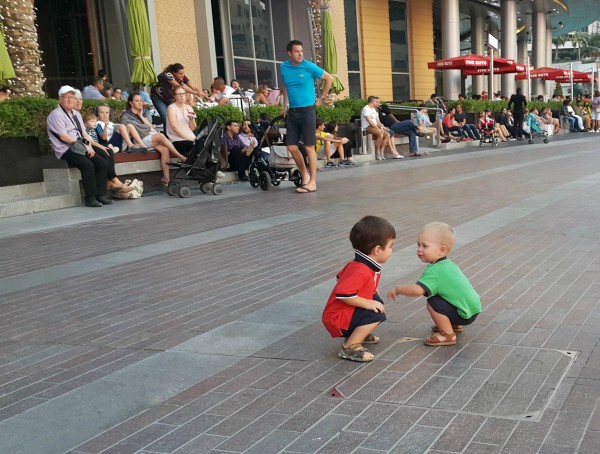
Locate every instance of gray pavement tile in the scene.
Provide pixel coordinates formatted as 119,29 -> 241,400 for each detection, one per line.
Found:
330,399 -> 371,417
464,442 -> 501,453
359,407 -> 426,451
389,424 -> 442,454
144,414 -> 226,452
472,417 -> 518,446
430,413 -> 486,452
416,410 -> 456,428
379,364 -> 443,404
578,430 -> 600,454
344,402 -> 398,433
317,430 -> 369,453
432,368 -> 493,411
212,413 -> 291,452
500,408 -> 559,454
278,396 -> 341,433
286,413 -> 354,453
99,423 -> 174,454
243,429 -> 302,454
171,434 -> 227,454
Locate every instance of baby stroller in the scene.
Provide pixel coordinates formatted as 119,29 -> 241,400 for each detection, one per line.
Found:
248,115 -> 303,191
478,119 -> 499,147
523,115 -> 549,144
167,119 -> 226,197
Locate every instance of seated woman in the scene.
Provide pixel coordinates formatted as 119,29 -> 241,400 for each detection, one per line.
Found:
540,107 -> 561,135
120,92 -> 187,187
254,84 -> 273,105
415,104 -> 443,144
325,121 -> 354,166
496,107 -> 515,138
95,104 -> 147,152
574,101 -> 591,130
166,87 -> 197,156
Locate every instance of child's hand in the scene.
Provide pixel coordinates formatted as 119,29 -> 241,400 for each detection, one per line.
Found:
387,288 -> 398,302
370,300 -> 385,313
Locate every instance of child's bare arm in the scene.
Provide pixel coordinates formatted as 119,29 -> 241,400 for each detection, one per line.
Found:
342,296 -> 385,313
387,284 -> 425,301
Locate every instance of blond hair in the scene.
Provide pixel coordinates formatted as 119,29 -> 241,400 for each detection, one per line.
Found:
421,222 -> 456,253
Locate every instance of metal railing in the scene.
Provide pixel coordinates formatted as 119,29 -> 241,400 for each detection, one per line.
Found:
386,104 -> 444,149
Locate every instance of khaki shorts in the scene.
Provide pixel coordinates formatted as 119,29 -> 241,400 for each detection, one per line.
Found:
367,126 -> 385,139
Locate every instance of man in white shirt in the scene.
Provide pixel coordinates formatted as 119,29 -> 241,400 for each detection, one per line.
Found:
361,96 -> 390,160
213,77 -> 236,106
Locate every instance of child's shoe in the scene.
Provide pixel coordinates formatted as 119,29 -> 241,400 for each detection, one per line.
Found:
431,324 -> 463,333
424,331 -> 456,346
339,343 -> 374,362
362,333 -> 380,344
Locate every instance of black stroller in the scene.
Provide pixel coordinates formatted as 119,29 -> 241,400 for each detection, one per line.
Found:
167,119 -> 226,197
248,115 -> 303,191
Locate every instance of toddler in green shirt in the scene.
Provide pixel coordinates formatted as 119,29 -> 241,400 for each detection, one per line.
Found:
388,222 -> 481,346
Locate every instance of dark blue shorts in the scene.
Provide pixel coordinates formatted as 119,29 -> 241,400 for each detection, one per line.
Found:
341,294 -> 386,338
427,295 -> 478,326
286,106 -> 316,146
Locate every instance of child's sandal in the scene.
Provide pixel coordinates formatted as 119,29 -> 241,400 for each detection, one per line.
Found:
424,331 -> 457,346
339,343 -> 374,362
362,333 -> 380,344
431,324 -> 463,333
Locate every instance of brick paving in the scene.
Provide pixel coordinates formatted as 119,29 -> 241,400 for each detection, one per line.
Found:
0,137 -> 600,453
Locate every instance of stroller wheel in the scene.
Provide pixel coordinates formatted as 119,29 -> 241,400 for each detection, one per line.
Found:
291,169 -> 303,188
167,182 -> 179,197
528,139 -> 533,144
479,141 -> 483,147
543,138 -> 549,144
272,179 -> 281,186
177,185 -> 192,198
211,183 -> 224,195
201,182 -> 213,193
249,165 -> 260,188
259,171 -> 271,191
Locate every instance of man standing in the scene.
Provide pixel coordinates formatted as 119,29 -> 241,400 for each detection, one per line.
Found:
281,39 -> 333,193
508,87 -> 527,140
47,86 -> 111,207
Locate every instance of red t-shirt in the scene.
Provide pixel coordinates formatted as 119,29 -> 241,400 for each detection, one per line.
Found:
322,252 -> 381,338
442,114 -> 454,129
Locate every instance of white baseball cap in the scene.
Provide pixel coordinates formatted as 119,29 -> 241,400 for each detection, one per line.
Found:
58,85 -> 77,97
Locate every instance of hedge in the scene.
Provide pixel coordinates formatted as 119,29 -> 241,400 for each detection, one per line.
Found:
0,96 -> 566,153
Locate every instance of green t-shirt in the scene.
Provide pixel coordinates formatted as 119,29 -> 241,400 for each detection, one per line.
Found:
417,258 -> 481,319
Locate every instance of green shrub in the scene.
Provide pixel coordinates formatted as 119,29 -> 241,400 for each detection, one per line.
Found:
0,102 -> 35,137
193,104 -> 244,124
333,97 -> 367,117
249,105 -> 283,122
316,105 -> 353,124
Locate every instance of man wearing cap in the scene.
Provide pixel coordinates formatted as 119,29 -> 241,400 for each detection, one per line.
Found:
47,85 -> 112,207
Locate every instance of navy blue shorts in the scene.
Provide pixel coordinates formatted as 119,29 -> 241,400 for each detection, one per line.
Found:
341,294 -> 386,338
286,106 -> 316,146
427,295 -> 478,326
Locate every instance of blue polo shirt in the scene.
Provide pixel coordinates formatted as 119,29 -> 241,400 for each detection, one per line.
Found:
280,59 -> 324,108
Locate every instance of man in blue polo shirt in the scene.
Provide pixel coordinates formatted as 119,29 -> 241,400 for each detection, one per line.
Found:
281,40 -> 333,193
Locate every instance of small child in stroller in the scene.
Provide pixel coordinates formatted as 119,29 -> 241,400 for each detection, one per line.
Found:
477,109 -> 499,147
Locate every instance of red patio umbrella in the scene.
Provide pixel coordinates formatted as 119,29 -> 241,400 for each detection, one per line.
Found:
427,54 -> 514,70
553,73 -> 591,83
463,63 -> 530,76
515,67 -> 588,81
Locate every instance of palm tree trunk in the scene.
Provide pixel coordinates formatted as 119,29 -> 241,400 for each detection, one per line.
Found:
0,0 -> 45,96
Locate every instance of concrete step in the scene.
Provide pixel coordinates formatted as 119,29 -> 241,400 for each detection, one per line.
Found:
0,182 -> 46,202
0,192 -> 80,218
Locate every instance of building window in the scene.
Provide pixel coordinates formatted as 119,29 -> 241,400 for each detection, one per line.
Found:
389,0 -> 410,100
344,0 -> 361,98
218,0 -> 312,91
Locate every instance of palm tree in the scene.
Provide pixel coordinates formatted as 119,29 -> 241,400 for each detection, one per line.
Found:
552,35 -> 568,62
0,0 -> 45,96
570,32 -> 590,61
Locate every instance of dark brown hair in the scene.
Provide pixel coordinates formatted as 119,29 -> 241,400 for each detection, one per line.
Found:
350,216 -> 396,255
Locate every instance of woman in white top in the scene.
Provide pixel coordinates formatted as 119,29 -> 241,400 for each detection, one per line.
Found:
591,90 -> 600,133
166,87 -> 197,155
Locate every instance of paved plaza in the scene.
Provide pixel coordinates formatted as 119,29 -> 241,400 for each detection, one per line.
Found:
0,136 -> 600,454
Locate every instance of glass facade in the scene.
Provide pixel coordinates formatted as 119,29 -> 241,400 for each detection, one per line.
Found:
389,0 -> 410,100
217,0 -> 312,91
344,0 -> 361,97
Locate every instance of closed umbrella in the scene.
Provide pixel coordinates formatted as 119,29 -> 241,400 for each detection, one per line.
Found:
321,8 -> 344,94
0,26 -> 15,84
127,0 -> 157,86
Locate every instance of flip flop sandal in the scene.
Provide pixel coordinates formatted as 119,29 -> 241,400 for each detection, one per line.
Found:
424,331 -> 457,347
362,333 -> 380,344
431,325 -> 463,333
339,343 -> 374,362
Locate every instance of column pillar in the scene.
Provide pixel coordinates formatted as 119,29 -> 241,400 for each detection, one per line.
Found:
441,0 -> 460,100
546,21 -> 553,99
501,0 -> 517,97
487,21 -> 499,99
531,7 -> 546,97
516,29 -> 528,94
471,14 -> 485,97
